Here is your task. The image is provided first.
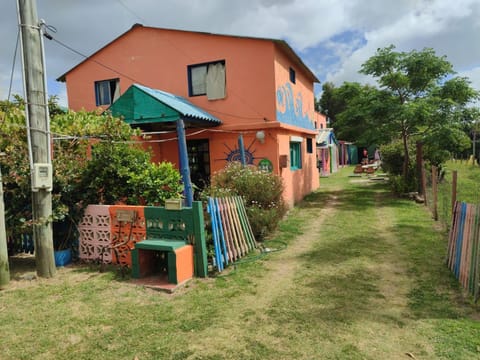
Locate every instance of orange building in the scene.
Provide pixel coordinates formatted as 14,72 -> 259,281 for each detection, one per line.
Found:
58,24 -> 321,207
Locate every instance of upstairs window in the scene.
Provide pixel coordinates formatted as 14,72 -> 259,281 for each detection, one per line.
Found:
289,67 -> 296,84
188,60 -> 226,100
95,78 -> 120,106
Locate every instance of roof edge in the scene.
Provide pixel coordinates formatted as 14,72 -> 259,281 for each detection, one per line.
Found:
57,24 -> 319,83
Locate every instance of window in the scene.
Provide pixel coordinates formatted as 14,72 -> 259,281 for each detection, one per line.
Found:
306,138 -> 313,154
94,78 -> 120,106
290,142 -> 302,170
289,67 -> 296,84
188,60 -> 226,100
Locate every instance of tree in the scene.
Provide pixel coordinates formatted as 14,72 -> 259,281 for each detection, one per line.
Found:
360,45 -> 479,180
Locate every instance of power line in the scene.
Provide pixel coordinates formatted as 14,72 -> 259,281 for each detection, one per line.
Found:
8,28 -> 21,102
50,37 -> 143,86
44,26 -> 268,121
115,0 -> 148,24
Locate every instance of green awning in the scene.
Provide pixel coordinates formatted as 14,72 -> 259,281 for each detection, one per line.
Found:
108,84 -> 221,127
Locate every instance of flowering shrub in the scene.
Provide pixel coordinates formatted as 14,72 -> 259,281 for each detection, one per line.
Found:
204,162 -> 287,240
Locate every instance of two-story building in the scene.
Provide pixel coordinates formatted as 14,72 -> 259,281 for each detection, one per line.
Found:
58,24 -> 321,207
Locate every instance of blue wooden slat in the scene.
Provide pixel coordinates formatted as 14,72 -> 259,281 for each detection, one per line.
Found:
214,198 -> 229,265
207,198 -> 223,271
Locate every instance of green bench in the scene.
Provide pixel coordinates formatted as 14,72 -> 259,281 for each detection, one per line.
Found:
131,201 -> 208,284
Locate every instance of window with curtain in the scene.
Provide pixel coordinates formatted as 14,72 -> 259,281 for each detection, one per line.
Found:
188,60 -> 226,99
94,78 -> 120,106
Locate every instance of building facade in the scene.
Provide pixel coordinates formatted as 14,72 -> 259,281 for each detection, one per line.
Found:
58,24 -> 321,207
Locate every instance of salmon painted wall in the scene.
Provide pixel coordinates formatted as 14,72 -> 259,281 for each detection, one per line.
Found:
143,129 -> 279,175
64,26 -> 278,127
314,112 -> 327,129
62,26 -> 320,206
274,48 -> 316,130
277,131 -> 319,207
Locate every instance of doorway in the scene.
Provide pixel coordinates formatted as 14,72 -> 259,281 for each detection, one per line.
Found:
187,139 -> 210,197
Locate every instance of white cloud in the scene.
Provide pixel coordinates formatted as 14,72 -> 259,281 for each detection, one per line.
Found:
326,0 -> 480,90
1,0 -> 479,104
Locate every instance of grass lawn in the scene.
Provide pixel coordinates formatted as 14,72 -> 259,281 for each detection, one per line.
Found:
1,166 -> 480,359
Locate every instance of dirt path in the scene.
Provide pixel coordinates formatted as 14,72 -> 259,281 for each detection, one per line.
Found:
187,188 -> 347,357
187,179 -> 439,359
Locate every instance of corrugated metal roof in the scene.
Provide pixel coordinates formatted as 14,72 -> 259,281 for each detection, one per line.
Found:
316,128 -> 337,146
109,84 -> 221,126
134,84 -> 221,124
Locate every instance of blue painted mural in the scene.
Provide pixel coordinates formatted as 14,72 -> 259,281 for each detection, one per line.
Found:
276,82 -> 315,130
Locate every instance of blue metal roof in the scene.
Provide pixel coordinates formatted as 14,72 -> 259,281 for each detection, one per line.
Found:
133,84 -> 221,125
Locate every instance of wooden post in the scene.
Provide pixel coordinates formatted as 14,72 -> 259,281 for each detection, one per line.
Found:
18,0 -> 56,277
432,165 -> 438,221
421,161 -> 428,207
416,141 -> 423,195
452,171 -> 458,214
0,162 -> 10,288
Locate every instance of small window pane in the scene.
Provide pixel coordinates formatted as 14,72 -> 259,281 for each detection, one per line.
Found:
307,138 -> 313,154
95,79 -> 119,106
290,142 -> 302,170
190,65 -> 207,95
289,67 -> 296,84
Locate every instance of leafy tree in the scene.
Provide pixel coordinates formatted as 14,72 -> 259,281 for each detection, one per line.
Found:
360,45 -> 479,180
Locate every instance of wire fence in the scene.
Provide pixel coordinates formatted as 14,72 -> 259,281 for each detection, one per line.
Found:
425,161 -> 480,231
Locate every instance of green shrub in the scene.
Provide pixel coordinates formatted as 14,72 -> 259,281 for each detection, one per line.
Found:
380,140 -> 417,193
204,162 -> 287,240
1,101 -> 183,251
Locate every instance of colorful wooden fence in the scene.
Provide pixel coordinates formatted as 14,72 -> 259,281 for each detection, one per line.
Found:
207,196 -> 256,272
447,201 -> 480,301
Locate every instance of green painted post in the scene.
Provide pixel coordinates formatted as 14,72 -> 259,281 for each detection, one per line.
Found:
192,201 -> 208,277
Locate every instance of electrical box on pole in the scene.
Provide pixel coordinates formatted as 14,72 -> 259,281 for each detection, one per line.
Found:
17,0 -> 56,277
32,163 -> 52,191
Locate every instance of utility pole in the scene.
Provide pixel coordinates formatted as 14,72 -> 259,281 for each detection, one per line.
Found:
18,0 -> 56,277
0,157 -> 10,288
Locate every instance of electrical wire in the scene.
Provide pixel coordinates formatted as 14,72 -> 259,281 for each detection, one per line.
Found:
115,0 -> 148,24
43,24 -> 268,121
7,28 -> 20,102
0,28 -> 21,129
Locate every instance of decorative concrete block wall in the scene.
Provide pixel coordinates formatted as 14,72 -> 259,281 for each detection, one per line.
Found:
78,205 -> 112,263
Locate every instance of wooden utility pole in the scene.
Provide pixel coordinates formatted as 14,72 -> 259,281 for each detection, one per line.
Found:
18,0 -> 56,277
0,160 -> 10,288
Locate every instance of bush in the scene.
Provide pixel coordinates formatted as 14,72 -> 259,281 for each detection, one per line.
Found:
204,162 -> 287,240
380,140 -> 418,193
1,101 -> 183,251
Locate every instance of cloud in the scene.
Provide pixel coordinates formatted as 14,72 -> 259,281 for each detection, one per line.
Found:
1,0 -> 479,105
325,0 -> 480,91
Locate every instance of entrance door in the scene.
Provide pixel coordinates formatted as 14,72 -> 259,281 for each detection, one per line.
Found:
187,139 -> 210,196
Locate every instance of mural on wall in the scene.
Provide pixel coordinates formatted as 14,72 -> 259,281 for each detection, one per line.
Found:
216,138 -> 261,165
276,82 -> 315,130
215,139 -> 264,165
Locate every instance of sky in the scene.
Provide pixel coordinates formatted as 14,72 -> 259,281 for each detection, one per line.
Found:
1,0 -> 479,108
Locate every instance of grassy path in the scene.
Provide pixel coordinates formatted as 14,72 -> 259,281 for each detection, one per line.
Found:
2,167 -> 480,359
